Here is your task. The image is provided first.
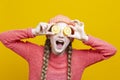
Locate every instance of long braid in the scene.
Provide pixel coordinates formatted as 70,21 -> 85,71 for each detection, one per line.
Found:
66,42 -> 72,80
41,39 -> 72,80
41,39 -> 51,80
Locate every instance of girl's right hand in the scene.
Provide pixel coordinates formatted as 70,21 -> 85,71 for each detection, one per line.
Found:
32,22 -> 55,36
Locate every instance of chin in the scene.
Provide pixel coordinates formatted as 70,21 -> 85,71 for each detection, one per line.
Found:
53,49 -> 65,55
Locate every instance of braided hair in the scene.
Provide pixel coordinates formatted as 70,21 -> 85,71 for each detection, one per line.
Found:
66,42 -> 72,80
41,39 -> 51,80
40,39 -> 72,80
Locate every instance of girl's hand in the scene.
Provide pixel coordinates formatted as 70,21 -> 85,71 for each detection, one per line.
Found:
68,20 -> 88,41
32,22 -> 54,36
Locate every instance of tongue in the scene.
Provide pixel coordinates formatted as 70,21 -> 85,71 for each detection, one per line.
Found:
57,44 -> 63,49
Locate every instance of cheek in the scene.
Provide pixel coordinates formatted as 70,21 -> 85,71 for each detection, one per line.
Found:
65,38 -> 71,45
49,36 -> 56,46
49,35 -> 55,41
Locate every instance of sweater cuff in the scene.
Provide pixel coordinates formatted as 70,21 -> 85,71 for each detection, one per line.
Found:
27,28 -> 36,38
82,35 -> 94,45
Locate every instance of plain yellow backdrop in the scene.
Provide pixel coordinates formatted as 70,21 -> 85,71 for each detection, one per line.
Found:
0,0 -> 119,80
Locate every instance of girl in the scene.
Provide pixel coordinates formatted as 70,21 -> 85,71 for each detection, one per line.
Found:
0,15 -> 117,80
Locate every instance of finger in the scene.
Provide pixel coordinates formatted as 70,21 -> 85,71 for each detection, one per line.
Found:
71,19 -> 80,24
40,22 -> 48,30
79,22 -> 84,27
46,32 -> 55,35
40,22 -> 48,26
43,26 -> 47,31
69,25 -> 76,31
36,25 -> 41,33
67,34 -> 76,38
72,20 -> 84,27
71,21 -> 79,27
47,23 -> 54,31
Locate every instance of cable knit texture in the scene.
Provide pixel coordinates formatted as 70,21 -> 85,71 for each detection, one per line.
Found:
0,28 -> 116,80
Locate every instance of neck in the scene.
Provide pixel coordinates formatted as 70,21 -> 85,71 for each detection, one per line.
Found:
51,48 -> 66,56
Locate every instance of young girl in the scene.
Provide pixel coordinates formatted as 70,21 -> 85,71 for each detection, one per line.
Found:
0,15 -> 117,80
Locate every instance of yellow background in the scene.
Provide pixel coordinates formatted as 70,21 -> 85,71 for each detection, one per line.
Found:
0,0 -> 120,80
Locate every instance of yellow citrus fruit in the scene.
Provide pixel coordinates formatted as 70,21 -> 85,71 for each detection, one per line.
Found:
51,26 -> 60,34
63,27 -> 71,35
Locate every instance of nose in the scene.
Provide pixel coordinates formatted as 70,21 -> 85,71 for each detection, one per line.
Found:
58,31 -> 64,38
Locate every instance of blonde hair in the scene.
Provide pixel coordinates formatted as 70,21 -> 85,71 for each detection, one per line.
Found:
40,38 -> 72,80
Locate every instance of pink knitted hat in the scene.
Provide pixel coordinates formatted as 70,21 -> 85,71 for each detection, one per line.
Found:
48,15 -> 74,25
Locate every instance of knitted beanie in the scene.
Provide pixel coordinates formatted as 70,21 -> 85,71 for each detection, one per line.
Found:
48,15 -> 74,25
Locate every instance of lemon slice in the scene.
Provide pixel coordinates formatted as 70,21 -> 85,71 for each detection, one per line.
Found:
63,27 -> 71,36
51,26 -> 60,34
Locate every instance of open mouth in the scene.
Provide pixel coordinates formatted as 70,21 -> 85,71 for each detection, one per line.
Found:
56,40 -> 64,49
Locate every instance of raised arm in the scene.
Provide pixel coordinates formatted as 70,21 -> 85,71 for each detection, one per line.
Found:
0,28 -> 35,60
0,22 -> 55,61
69,20 -> 117,67
82,35 -> 117,67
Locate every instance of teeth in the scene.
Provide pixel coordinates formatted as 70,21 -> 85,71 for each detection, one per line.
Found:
56,40 -> 64,45
58,40 -> 63,42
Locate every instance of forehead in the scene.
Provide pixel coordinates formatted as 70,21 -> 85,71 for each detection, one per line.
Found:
55,22 -> 68,29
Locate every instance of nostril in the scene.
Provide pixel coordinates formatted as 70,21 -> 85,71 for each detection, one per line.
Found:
59,36 -> 64,38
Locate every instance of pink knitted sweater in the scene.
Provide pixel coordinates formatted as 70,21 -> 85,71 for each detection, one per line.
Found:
0,28 -> 116,80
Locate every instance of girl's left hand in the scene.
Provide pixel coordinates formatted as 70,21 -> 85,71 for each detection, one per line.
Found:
68,20 -> 88,41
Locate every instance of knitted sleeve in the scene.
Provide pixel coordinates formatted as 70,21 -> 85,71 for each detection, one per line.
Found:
81,35 -> 117,67
0,28 -> 36,61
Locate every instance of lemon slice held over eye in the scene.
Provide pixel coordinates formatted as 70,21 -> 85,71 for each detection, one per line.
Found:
51,26 -> 60,34
63,27 -> 71,36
